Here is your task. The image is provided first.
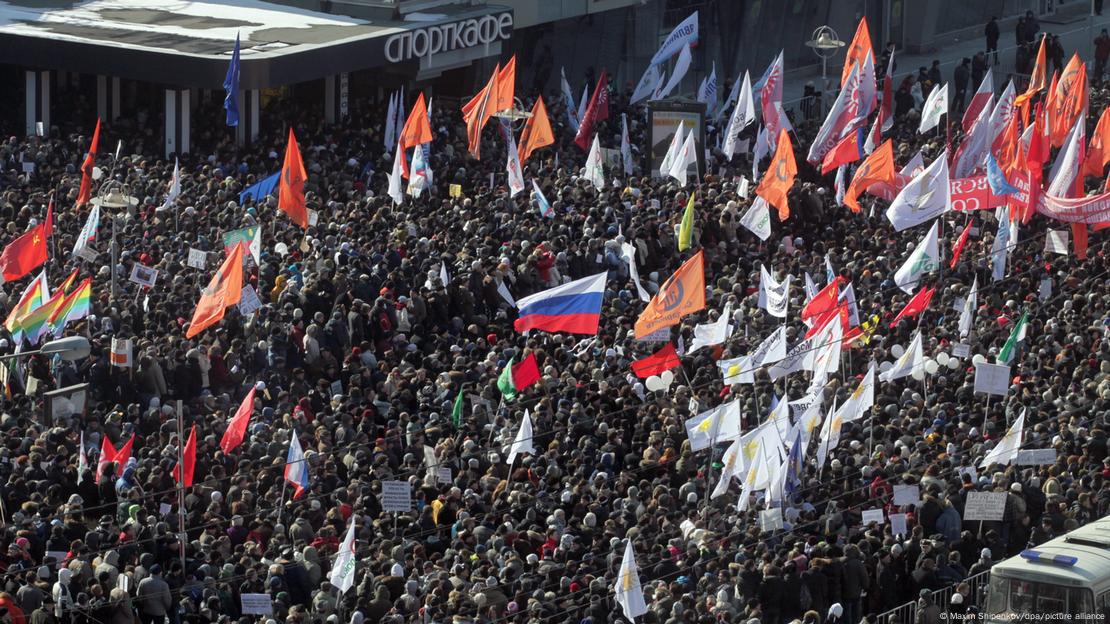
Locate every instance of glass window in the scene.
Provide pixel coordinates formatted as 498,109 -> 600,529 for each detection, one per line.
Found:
989,577 -> 1093,616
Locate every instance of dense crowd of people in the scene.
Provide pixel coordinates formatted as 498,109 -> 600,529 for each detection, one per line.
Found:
0,21 -> 1107,624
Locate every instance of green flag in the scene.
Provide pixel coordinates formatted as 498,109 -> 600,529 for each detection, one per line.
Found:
678,192 -> 695,251
497,357 -> 517,401
996,311 -> 1028,365
451,388 -> 464,427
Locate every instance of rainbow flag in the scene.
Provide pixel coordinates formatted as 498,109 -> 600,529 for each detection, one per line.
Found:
58,268 -> 79,293
21,289 -> 65,346
48,277 -> 91,335
5,271 -> 47,343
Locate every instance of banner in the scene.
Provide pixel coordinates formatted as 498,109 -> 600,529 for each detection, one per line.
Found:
870,171 -> 1031,213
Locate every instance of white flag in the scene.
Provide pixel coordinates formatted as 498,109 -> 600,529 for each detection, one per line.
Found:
717,69 -> 742,122
387,142 -> 404,205
806,62 -> 865,164
879,331 -> 924,382
72,204 -> 100,259
329,517 -> 358,594
505,133 -> 526,198
918,83 -> 949,133
248,223 -> 262,266
795,394 -> 825,448
577,84 -> 589,125
723,70 -> 755,160
804,315 -> 842,376
737,439 -> 770,511
506,410 -> 534,466
815,398 -> 842,473
833,361 -> 876,423
958,277 -> 978,338
688,303 -> 732,354
768,339 -> 809,381
698,63 -> 718,116
739,196 -> 772,241
980,410 -> 1025,467
684,400 -> 741,452
77,431 -> 87,485
384,91 -> 398,151
991,206 -> 1013,282
439,262 -> 450,287
1047,118 -> 1085,197
953,94 -> 994,178
658,44 -> 693,99
894,220 -> 940,293
711,437 -> 745,499
620,242 -> 651,303
666,129 -> 698,186
407,141 -> 430,198
621,114 -> 633,176
650,11 -> 699,65
749,325 -> 787,368
900,149 -> 926,176
630,64 -> 661,105
988,80 -> 1016,142
158,158 -> 180,212
561,68 -> 580,130
659,121 -> 685,177
614,540 -> 649,621
718,355 -> 754,385
885,152 -> 951,231
584,135 -> 605,189
758,265 -> 790,318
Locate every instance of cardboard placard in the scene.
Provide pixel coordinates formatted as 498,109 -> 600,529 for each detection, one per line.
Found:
973,362 -> 1010,397
45,551 -> 67,568
128,265 -> 158,289
892,485 -> 921,507
1014,449 -> 1057,465
861,509 -> 885,525
436,467 -> 451,484
1038,278 -> 1052,301
308,209 -> 319,227
964,491 -> 1007,521
759,507 -> 783,532
329,379 -> 343,397
237,285 -> 262,316
449,184 -> 462,198
380,480 -> 412,513
240,594 -> 273,616
76,246 -> 98,262
159,503 -> 172,516
953,343 -> 970,358
957,466 -> 978,483
187,248 -> 207,269
890,513 -> 908,537
1045,229 -> 1069,255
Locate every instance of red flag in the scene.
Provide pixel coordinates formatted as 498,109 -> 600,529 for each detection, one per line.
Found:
821,126 -> 865,174
889,286 -> 935,327
76,119 -> 101,207
574,69 -> 610,150
1027,103 -> 1050,167
805,302 -> 849,339
962,70 -> 993,133
950,223 -> 972,269
841,18 -> 874,87
1073,223 -> 1089,260
221,386 -> 256,454
0,221 -> 48,282
511,353 -> 542,391
631,343 -> 681,378
844,139 -> 895,213
175,425 -> 197,488
96,436 -> 117,484
879,52 -> 894,133
801,276 -> 844,322
278,128 -> 308,228
186,243 -> 244,339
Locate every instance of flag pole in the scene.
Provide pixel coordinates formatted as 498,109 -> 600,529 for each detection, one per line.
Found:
176,400 -> 187,574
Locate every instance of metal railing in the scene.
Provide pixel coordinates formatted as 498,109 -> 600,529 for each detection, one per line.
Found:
875,569 -> 992,624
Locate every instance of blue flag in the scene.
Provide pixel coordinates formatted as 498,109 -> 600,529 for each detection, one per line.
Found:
239,171 -> 280,204
224,32 -> 241,127
986,153 -> 1018,196
784,427 -> 804,499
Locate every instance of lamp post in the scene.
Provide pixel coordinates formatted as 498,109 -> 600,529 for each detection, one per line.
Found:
0,336 -> 91,361
89,181 -> 138,304
805,26 -> 846,93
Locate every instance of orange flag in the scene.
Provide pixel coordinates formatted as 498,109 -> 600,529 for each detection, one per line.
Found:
842,18 -> 874,87
398,93 -> 432,151
1085,107 -> 1110,177
1073,223 -> 1089,260
76,118 -> 102,207
1015,34 -> 1048,108
992,113 -> 1023,173
186,242 -> 244,339
278,128 -> 308,229
843,139 -> 895,213
462,64 -> 499,159
755,128 -> 797,221
494,56 -> 516,114
518,97 -> 554,163
634,250 -> 705,339
1048,54 -> 1087,148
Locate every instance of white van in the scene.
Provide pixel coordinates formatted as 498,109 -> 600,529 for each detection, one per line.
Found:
984,516 -> 1110,619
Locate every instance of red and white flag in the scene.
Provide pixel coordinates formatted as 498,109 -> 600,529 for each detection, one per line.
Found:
962,67 -> 993,133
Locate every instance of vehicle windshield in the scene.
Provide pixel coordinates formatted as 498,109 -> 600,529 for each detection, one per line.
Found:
985,575 -> 1095,618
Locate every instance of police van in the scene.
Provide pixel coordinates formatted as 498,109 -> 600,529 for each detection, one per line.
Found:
984,515 -> 1110,618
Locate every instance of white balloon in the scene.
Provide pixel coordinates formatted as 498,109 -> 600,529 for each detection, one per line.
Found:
925,360 -> 939,375
645,376 -> 664,392
972,354 -> 987,365
891,344 -> 905,358
936,352 -> 950,366
274,242 -> 289,256
91,166 -> 103,180
879,361 -> 893,373
911,368 -> 925,381
947,358 -> 960,369
660,370 -> 675,386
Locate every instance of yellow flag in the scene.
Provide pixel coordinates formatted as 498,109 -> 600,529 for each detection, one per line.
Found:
677,192 -> 695,251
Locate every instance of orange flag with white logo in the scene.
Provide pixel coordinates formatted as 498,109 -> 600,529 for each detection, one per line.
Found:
494,56 -> 516,114
1015,34 -> 1048,108
843,139 -> 895,213
841,18 -> 874,87
755,128 -> 797,221
634,250 -> 705,339
462,64 -> 499,159
518,97 -> 555,163
186,243 -> 244,339
278,128 -> 308,228
1048,54 -> 1087,148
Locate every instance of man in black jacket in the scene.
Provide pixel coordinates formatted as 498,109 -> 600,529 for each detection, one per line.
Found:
954,58 -> 971,113
985,17 -> 1001,65
842,546 -> 869,624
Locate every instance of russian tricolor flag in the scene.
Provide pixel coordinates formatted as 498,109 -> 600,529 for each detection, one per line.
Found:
514,272 -> 606,335
284,431 -> 310,500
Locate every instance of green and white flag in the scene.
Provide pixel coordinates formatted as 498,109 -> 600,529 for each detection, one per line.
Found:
497,357 -> 516,401
329,516 -> 357,594
996,311 -> 1028,365
739,196 -> 772,241
451,388 -> 464,427
894,220 -> 940,293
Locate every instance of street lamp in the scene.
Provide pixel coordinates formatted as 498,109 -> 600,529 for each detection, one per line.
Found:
0,336 -> 91,361
805,26 -> 846,91
89,180 -> 138,304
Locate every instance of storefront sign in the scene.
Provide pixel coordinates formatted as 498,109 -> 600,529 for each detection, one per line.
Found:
385,12 -> 513,63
